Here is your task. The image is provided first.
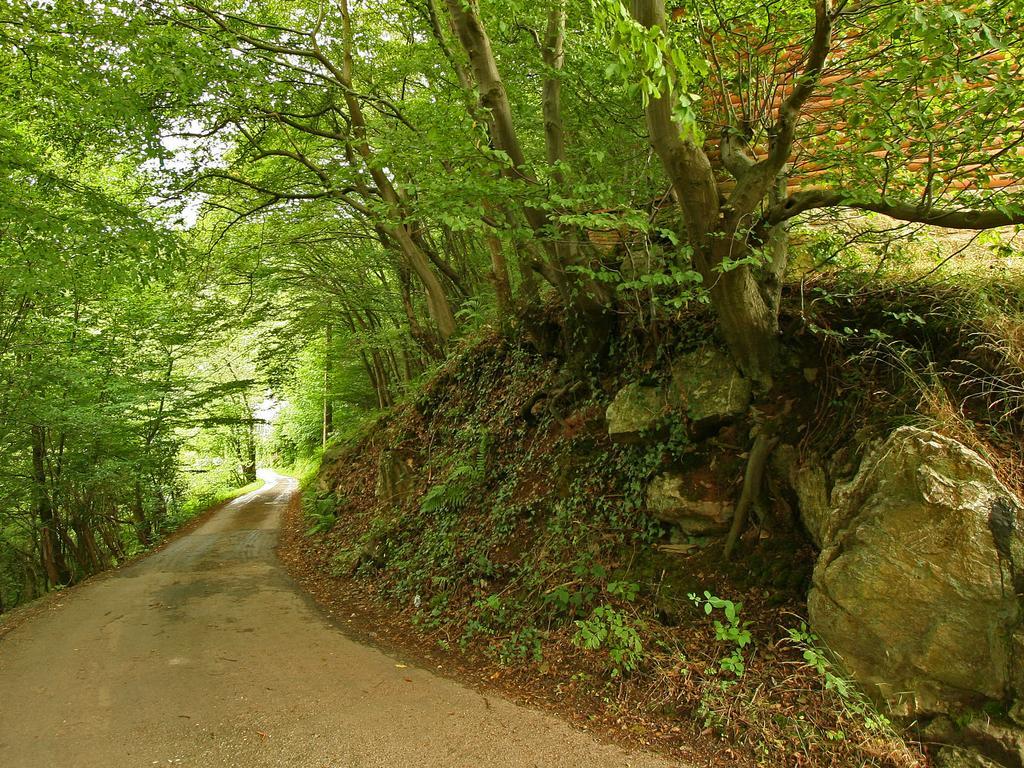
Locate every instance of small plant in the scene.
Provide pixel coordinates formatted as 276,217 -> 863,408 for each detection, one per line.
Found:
543,561 -> 606,617
305,496 -> 337,536
786,623 -> 894,733
606,579 -> 640,601
329,546 -> 360,576
689,590 -> 752,679
420,430 -> 490,515
498,627 -> 544,664
572,604 -> 644,677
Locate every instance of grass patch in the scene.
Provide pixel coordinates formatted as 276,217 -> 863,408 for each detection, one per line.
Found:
158,478 -> 265,538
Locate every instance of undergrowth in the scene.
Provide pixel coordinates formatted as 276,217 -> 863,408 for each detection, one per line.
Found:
288,261 -> 1024,767
301,335 -> 944,764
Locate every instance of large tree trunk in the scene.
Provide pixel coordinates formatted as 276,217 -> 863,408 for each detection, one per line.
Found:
631,0 -> 781,385
706,246 -> 781,387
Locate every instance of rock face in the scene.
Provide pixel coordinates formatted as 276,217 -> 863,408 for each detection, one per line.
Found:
669,347 -> 751,428
375,449 -> 416,503
604,346 -> 749,445
808,426 -> 1024,716
318,442 -> 353,494
646,472 -> 733,534
935,747 -> 1003,768
927,715 -> 1024,768
605,382 -> 667,443
771,444 -> 832,549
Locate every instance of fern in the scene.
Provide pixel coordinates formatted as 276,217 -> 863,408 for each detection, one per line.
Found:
305,497 -> 337,536
477,430 -> 490,476
420,430 -> 490,515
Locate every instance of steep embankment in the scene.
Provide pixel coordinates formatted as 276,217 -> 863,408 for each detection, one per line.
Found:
284,276 -> 1024,768
291,294 -> 1014,764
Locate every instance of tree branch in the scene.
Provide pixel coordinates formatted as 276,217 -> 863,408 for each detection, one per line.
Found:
764,188 -> 1024,230
630,0 -> 719,249
762,0 -> 831,177
720,126 -> 756,178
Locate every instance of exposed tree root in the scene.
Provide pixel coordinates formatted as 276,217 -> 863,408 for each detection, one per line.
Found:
520,379 -> 585,427
723,427 -> 779,561
519,388 -> 549,423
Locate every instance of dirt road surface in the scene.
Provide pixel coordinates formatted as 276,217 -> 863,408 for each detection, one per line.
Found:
0,471 -> 679,768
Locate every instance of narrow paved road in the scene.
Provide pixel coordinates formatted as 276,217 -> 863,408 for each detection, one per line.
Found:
0,472 -> 677,768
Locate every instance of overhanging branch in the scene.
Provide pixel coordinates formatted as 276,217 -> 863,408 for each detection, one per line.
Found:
764,188 -> 1024,230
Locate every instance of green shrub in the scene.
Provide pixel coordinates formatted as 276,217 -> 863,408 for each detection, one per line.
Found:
689,590 -> 752,679
572,604 -> 644,677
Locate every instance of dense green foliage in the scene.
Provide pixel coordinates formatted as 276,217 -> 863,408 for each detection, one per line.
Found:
4,5 -> 1024,767
2,0 -> 1022,636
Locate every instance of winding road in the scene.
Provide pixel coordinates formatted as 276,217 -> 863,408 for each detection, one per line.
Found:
0,471 -> 677,767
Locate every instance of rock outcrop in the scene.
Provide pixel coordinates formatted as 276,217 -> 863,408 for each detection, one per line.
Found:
646,472 -> 733,534
935,747 -> 1004,768
669,347 -> 751,428
605,346 -> 751,445
375,448 -> 417,503
771,444 -> 831,549
927,715 -> 1024,768
807,426 -> 1024,717
605,382 -> 667,443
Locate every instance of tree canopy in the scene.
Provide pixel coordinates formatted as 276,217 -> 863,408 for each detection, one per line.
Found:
1,0 -> 1022,607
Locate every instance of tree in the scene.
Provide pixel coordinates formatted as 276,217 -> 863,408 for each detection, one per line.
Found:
619,0 -> 1024,385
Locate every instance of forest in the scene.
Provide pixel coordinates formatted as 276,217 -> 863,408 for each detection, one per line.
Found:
3,0 -> 1024,766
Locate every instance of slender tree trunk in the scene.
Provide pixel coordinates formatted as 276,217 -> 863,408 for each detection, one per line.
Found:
394,259 -> 443,357
338,0 -> 458,342
421,227 -> 470,296
153,487 -> 168,532
98,521 -> 125,561
371,350 -> 393,407
21,560 -> 40,604
132,481 -> 152,547
242,415 -> 258,485
71,517 -> 107,575
389,225 -> 458,341
542,2 -> 567,172
322,322 -> 334,449
31,425 -> 69,587
485,230 -> 512,326
444,0 -> 615,364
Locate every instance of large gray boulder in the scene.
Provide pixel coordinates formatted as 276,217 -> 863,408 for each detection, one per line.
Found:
669,347 -> 751,428
808,426 -> 1024,716
646,472 -> 733,534
927,715 -> 1024,768
605,382 -> 667,443
772,444 -> 831,548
